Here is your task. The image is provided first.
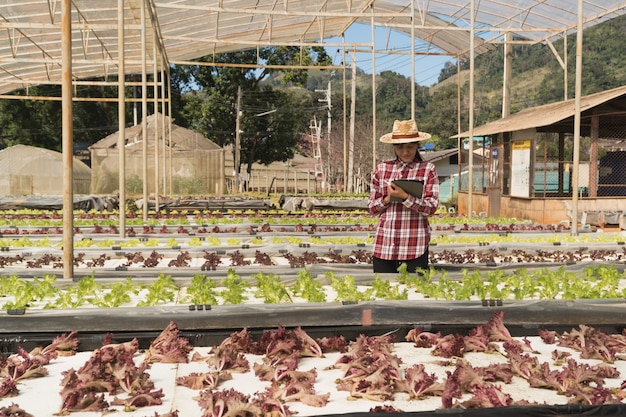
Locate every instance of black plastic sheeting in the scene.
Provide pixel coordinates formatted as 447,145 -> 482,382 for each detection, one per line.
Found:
315,404 -> 626,416
2,298 -> 626,346
0,195 -> 118,210
135,197 -> 275,211
280,195 -> 368,211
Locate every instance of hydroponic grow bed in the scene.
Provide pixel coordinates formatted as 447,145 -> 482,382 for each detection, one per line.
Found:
0,207 -> 625,417
2,312 -> 626,417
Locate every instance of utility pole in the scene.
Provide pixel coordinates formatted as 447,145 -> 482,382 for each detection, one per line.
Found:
310,117 -> 324,192
315,76 -> 332,189
234,86 -> 242,194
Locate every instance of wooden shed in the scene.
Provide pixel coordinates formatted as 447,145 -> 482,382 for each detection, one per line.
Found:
455,85 -> 626,227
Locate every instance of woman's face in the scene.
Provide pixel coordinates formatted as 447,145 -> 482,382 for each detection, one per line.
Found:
393,142 -> 419,163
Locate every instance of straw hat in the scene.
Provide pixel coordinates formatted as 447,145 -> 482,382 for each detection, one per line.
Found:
379,119 -> 431,143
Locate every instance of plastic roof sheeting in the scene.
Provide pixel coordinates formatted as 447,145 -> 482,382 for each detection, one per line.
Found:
0,1 -> 626,95
0,144 -> 92,194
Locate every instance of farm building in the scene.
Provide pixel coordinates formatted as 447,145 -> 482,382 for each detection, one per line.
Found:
89,113 -> 225,195
0,144 -> 91,195
418,147 -> 460,205
223,145 -> 321,195
455,84 -> 626,227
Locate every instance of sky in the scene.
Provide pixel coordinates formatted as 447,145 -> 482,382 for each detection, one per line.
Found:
324,22 -> 453,87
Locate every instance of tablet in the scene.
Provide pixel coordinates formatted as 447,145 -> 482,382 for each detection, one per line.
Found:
390,179 -> 424,202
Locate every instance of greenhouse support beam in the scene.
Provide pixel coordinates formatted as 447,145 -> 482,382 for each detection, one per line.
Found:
62,0 -> 74,280
118,0 -> 126,239
160,73 -> 165,195
502,32 -> 512,117
349,48 -> 356,193
342,37 -> 347,190
371,7 -> 377,180
141,0 -> 149,223
467,0 -> 475,220
410,0 -> 415,118
571,0 -> 583,236
153,40 -> 160,212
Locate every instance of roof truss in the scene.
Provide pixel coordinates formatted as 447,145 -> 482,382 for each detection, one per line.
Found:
0,0 -> 625,94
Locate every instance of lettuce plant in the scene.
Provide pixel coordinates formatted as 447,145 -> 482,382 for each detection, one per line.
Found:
184,273 -> 219,305
137,273 -> 178,306
219,269 -> 249,305
290,269 -> 326,303
252,272 -> 291,304
327,272 -> 374,302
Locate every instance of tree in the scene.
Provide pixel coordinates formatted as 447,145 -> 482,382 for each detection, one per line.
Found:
171,46 -> 331,189
375,71 -> 413,122
239,87 -> 313,183
422,84 -> 464,149
0,84 -> 119,152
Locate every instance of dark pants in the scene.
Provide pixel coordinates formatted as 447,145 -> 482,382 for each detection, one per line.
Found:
372,249 -> 429,273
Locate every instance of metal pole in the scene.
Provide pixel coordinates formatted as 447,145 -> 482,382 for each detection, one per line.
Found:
563,31 -> 569,100
234,85 -> 242,194
349,48 -> 356,192
153,38 -> 160,212
571,0 -> 584,236
327,78 -> 332,172
161,59 -> 167,197
168,80 -> 173,194
467,0 -> 475,219
502,32 -> 512,117
342,36 -> 347,191
141,0 -> 148,222
118,0 -> 126,239
411,0 -> 415,118
371,7 -> 377,173
61,0 -> 74,279
457,56 -> 462,207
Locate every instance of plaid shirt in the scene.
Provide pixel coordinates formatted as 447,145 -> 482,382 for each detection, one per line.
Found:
368,157 -> 439,260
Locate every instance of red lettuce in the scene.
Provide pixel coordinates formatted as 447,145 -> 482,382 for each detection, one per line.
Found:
397,363 -> 440,399
0,403 -> 33,417
454,385 -> 513,408
405,327 -> 441,348
58,338 -> 163,413
194,388 -> 263,417
145,321 -> 193,364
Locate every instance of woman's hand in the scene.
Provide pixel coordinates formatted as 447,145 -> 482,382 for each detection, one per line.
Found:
387,182 -> 408,202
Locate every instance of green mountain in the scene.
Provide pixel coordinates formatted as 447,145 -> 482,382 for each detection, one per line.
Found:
427,12 -> 626,143
306,12 -> 626,151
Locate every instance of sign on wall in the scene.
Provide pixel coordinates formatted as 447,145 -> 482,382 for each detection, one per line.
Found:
511,139 -> 532,197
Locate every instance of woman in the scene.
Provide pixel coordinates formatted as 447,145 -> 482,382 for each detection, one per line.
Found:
368,119 -> 439,273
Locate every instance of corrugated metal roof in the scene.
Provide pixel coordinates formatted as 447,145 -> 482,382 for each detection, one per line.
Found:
0,1 -> 625,95
454,84 -> 626,138
422,147 -> 457,163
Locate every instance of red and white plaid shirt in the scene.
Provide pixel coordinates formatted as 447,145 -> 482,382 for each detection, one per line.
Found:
368,157 -> 439,260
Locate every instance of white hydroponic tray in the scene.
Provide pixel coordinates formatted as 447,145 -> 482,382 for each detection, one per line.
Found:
2,335 -> 626,417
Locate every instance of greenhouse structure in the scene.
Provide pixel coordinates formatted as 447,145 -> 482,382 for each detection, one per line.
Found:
89,113 -> 225,195
0,144 -> 91,195
1,2 -> 626,417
